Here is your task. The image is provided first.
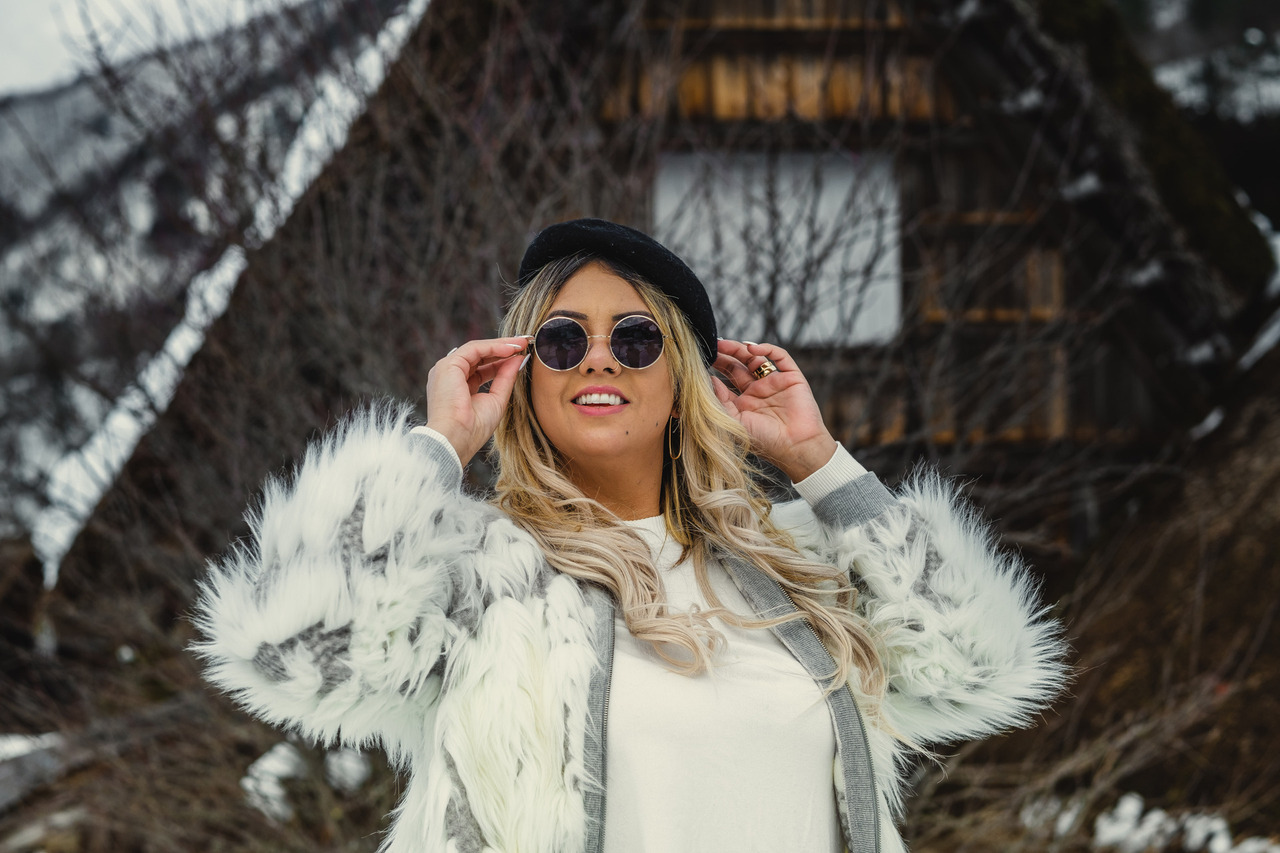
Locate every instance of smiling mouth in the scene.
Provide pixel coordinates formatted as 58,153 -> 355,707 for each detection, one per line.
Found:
572,393 -> 626,406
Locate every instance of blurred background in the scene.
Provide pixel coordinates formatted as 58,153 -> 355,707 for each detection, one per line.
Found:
1,0 -> 1277,850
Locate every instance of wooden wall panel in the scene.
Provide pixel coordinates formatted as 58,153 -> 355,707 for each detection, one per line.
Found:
602,62 -> 634,120
663,0 -> 908,30
825,56 -> 871,117
710,55 -> 751,119
749,56 -> 791,119
679,60 -> 712,117
791,56 -> 828,119
885,56 -> 936,120
903,57 -> 936,120
1047,345 -> 1068,440
1027,248 -> 1064,320
638,59 -> 676,117
822,385 -> 909,447
604,51 -> 948,122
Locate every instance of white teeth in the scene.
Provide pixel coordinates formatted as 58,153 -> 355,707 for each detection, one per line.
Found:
573,393 -> 624,406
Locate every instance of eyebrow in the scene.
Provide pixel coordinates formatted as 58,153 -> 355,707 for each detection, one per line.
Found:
546,309 -> 656,322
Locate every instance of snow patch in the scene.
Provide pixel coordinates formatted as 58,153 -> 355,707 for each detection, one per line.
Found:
0,732 -> 63,762
1154,45 -> 1280,123
121,180 -> 156,234
1180,336 -> 1224,365
31,246 -> 247,584
1189,406 -> 1224,441
1002,87 -> 1044,113
1095,794 -> 1179,851
1056,797 -> 1086,838
241,743 -> 371,822
1182,814 -> 1232,853
30,0 -> 434,590
1152,0 -> 1189,31
1062,171 -> 1102,201
242,742 -> 307,822
1251,210 -> 1280,298
0,808 -> 87,850
324,748 -> 371,794
1238,307 -> 1280,371
1127,259 -> 1163,288
955,0 -> 981,22
1089,793 -> 1278,852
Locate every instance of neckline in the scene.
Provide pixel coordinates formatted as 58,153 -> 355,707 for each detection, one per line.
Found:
621,514 -> 667,535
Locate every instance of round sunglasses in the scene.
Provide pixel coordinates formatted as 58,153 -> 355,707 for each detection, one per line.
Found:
530,315 -> 669,371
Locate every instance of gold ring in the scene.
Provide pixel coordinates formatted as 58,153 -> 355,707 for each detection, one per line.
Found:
752,359 -> 777,379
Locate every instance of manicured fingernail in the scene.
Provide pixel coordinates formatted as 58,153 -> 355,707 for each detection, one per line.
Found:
507,343 -> 524,349
743,340 -> 758,346
519,354 -> 530,369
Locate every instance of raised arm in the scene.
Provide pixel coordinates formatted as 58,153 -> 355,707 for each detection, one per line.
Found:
193,405 -> 496,754
716,338 -> 1067,744
778,452 -> 1067,744
193,338 -> 537,756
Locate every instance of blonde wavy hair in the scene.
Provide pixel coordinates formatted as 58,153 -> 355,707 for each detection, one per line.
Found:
492,254 -> 886,701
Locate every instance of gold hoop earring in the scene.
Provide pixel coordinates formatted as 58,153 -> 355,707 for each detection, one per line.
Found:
668,418 -> 682,460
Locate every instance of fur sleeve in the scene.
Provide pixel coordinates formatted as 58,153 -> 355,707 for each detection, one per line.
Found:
776,468 -> 1068,745
191,403 -> 543,757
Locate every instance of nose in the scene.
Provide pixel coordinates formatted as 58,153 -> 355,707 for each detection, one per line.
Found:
578,333 -> 618,374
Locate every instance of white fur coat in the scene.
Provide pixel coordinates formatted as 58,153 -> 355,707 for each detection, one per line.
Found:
193,404 -> 1067,852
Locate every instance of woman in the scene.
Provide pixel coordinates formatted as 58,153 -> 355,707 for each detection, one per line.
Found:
195,218 -> 1066,853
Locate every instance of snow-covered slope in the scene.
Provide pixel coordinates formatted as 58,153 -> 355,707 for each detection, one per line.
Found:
0,0 -> 406,539
1154,31 -> 1280,122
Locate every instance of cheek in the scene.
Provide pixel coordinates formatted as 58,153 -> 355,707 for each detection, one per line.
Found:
529,376 -> 554,425
648,376 -> 677,427
529,370 -> 571,439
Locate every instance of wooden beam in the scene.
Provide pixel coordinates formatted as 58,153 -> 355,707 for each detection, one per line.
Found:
645,0 -> 909,32
916,209 -> 1043,226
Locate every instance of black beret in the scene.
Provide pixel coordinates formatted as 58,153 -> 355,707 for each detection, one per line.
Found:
517,218 -> 718,365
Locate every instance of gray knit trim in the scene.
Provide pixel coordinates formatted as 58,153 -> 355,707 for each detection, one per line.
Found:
581,583 -> 615,853
812,472 -> 897,529
724,556 -> 880,853
407,430 -> 464,491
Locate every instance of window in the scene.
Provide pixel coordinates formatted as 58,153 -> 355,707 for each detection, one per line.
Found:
653,150 -> 900,346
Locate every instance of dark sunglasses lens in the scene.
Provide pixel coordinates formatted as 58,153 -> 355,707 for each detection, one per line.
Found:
611,316 -> 664,369
535,318 -> 587,370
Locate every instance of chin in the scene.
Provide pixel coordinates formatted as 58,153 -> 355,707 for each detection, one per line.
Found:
556,435 -> 663,467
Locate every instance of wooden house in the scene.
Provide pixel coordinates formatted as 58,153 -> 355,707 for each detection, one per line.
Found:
1,0 -> 1274,849
514,0 -> 1273,549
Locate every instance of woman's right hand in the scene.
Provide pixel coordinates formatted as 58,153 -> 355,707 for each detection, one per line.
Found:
425,336 -> 530,466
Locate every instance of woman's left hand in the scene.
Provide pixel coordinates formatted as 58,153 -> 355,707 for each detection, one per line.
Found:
712,339 -> 838,482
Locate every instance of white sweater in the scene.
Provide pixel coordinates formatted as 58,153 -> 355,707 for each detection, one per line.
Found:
604,448 -> 867,853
